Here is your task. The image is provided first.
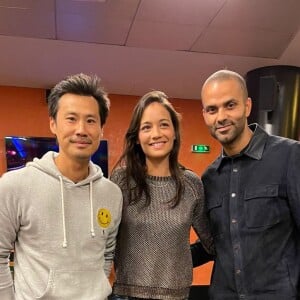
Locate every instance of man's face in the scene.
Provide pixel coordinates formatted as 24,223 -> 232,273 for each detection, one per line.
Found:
49,93 -> 102,164
201,78 -> 252,149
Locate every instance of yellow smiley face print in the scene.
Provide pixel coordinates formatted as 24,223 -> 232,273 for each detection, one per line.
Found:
97,208 -> 111,228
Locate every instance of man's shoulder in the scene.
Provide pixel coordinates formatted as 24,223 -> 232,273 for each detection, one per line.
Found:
0,166 -> 38,195
200,156 -> 222,183
267,134 -> 300,150
1,165 -> 33,181
205,156 -> 222,171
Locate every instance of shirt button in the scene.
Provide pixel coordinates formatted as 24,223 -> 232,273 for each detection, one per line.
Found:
234,244 -> 240,251
231,193 -> 236,198
236,269 -> 241,274
233,168 -> 238,172
232,219 -> 237,223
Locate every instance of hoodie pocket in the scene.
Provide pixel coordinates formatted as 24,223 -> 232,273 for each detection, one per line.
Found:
36,268 -> 111,300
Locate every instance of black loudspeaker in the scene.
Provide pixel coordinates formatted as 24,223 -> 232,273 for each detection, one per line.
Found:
258,75 -> 278,111
246,65 -> 300,140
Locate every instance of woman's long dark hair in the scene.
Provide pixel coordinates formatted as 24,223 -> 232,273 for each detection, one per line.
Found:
112,91 -> 185,207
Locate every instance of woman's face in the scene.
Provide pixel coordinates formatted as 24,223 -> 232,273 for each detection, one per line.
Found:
138,102 -> 175,164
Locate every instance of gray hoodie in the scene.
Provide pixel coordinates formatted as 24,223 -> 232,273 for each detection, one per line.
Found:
0,151 -> 123,300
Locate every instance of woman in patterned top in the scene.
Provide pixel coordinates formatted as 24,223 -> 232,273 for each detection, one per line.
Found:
110,91 -> 214,300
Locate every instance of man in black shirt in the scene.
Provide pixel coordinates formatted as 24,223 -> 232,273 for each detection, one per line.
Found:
193,69 -> 300,299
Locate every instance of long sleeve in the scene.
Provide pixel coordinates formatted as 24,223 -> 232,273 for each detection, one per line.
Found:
103,193 -> 123,277
190,176 -> 215,255
0,284 -> 15,300
287,142 -> 300,230
0,247 -> 15,298
0,176 -> 18,299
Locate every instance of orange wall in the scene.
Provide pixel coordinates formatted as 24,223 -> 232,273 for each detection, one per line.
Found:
0,86 -> 221,285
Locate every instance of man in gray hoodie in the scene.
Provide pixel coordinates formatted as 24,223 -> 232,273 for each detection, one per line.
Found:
0,73 -> 123,300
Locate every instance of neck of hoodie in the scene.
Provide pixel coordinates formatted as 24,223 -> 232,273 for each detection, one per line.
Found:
54,154 -> 90,183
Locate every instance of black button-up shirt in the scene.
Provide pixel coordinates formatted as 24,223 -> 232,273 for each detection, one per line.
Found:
202,124 -> 300,300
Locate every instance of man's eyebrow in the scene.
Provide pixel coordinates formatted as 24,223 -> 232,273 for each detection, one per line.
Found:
204,105 -> 216,109
203,103 -> 218,110
224,98 -> 237,104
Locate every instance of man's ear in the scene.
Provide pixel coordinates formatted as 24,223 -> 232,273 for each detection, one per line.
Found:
49,117 -> 56,135
245,97 -> 252,117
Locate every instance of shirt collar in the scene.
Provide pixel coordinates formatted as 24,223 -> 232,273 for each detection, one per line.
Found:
215,123 -> 269,170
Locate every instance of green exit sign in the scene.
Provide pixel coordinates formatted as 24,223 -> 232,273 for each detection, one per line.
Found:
191,144 -> 210,153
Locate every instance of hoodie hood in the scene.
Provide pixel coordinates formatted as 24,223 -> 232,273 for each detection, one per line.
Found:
27,151 -> 104,185
27,151 -> 104,247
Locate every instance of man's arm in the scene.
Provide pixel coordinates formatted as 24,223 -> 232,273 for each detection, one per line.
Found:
0,269 -> 14,300
288,142 -> 300,230
0,175 -> 18,299
103,193 -> 123,277
286,142 -> 300,299
0,223 -> 16,298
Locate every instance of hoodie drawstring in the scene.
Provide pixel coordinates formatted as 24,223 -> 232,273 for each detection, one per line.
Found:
59,176 -> 68,248
90,181 -> 95,238
59,176 -> 95,248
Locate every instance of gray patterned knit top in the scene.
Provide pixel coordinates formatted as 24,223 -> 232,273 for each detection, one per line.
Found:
110,168 -> 214,300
